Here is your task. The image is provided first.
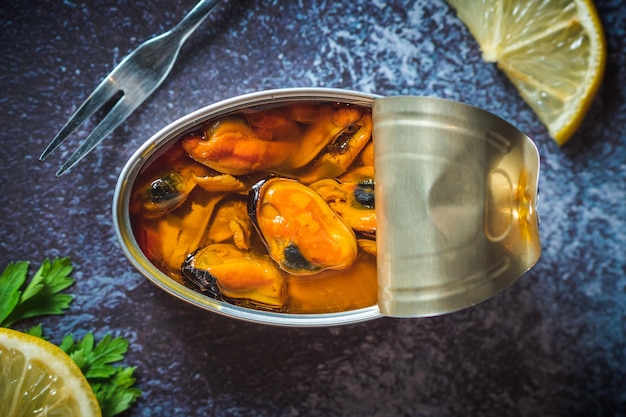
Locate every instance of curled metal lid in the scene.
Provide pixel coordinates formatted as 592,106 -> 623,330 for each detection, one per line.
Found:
373,96 -> 541,317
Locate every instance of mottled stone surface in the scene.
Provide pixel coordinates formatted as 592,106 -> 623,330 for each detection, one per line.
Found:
1,0 -> 625,416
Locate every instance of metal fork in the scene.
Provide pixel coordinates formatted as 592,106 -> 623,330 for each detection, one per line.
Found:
40,0 -> 222,176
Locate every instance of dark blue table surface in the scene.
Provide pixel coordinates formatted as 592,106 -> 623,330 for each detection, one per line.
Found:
1,1 -> 625,416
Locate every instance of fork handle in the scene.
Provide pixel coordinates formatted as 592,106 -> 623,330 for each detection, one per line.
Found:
170,0 -> 222,42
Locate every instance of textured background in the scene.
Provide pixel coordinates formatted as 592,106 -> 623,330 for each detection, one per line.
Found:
1,0 -> 625,416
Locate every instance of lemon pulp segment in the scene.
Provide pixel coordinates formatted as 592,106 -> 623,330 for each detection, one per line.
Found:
446,0 -> 606,144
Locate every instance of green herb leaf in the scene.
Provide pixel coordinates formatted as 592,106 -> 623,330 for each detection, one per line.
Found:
25,323 -> 45,338
60,332 -> 142,417
0,261 -> 29,325
0,258 -> 75,327
93,366 -> 142,417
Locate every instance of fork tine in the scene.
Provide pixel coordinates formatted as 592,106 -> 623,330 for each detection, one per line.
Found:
55,95 -> 138,176
39,77 -> 119,161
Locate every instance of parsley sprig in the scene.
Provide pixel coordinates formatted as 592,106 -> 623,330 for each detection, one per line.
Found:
0,257 -> 141,417
61,333 -> 142,417
0,258 -> 73,327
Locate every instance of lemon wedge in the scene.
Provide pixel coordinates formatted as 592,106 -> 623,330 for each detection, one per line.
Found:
0,327 -> 101,417
446,0 -> 606,144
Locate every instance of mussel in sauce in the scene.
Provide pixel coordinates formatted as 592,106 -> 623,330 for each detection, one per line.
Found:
297,112 -> 373,184
131,169 -> 198,219
206,194 -> 254,250
182,115 -> 299,175
193,172 -> 246,193
287,104 -> 364,170
135,189 -> 224,274
182,243 -> 286,309
248,177 -> 359,275
181,104 -> 369,178
357,238 -> 377,256
310,166 -> 376,237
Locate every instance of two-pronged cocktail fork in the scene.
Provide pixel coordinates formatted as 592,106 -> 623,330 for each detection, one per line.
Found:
40,0 -> 221,176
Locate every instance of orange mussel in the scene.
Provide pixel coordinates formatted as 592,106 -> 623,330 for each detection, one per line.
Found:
182,243 -> 287,309
248,177 -> 359,275
310,166 -> 376,237
181,115 -> 298,175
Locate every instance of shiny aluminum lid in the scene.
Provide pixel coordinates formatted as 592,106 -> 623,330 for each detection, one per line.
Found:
372,96 -> 541,317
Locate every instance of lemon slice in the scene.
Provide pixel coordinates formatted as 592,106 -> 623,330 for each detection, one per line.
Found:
446,0 -> 606,144
0,327 -> 101,417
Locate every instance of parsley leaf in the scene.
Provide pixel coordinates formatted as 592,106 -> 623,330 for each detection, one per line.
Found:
0,258 -> 74,327
93,366 -> 142,417
0,261 -> 29,325
25,323 -> 45,338
60,332 -> 142,417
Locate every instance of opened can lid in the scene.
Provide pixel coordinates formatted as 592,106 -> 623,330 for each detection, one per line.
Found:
373,96 -> 541,317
